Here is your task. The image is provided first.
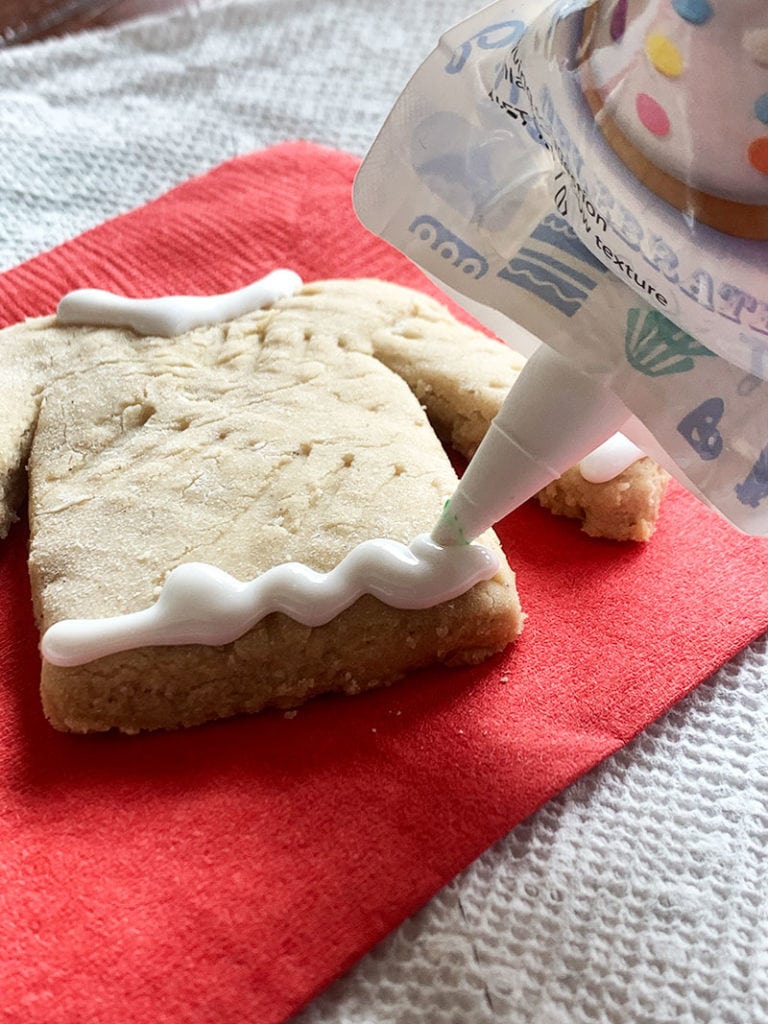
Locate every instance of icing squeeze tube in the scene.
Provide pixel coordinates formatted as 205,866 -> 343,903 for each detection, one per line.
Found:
354,0 -> 768,536
432,346 -> 629,544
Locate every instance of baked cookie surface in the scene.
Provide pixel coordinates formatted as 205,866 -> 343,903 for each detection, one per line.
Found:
2,277 -> 667,732
14,279 -> 526,732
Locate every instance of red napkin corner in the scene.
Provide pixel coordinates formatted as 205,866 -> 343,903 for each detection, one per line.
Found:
2,141 -> 768,1024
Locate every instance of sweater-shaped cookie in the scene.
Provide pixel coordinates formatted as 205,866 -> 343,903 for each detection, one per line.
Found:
1,275 -> 666,732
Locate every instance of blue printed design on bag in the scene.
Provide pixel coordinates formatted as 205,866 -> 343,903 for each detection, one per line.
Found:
496,214 -> 607,317
625,309 -> 715,376
736,445 -> 768,508
677,398 -> 724,461
408,215 -> 489,279
531,215 -> 607,273
445,20 -> 525,75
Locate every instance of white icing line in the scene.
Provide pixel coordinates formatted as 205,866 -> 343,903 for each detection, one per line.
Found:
56,268 -> 303,337
579,433 -> 645,484
41,534 -> 500,668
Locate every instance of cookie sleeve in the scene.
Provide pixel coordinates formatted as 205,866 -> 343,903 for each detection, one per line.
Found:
0,318 -> 61,537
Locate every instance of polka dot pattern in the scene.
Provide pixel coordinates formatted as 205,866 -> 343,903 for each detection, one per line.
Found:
601,0 -> 768,196
609,0 -> 627,42
672,0 -> 712,25
755,94 -> 768,126
610,1 -> 768,185
747,138 -> 768,176
636,93 -> 670,137
645,32 -> 684,78
745,28 -> 768,68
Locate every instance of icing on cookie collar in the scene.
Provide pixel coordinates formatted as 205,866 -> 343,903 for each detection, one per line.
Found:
41,535 -> 500,668
56,269 -> 303,337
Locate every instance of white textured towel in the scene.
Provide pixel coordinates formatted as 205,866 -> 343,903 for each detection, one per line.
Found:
1,2 -> 767,1021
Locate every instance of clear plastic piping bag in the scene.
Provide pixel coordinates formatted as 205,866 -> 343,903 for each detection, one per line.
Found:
354,0 -> 768,535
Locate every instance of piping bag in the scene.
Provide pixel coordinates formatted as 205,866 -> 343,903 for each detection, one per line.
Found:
353,0 -> 768,543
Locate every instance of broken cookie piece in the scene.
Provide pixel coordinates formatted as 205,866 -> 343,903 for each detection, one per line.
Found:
538,460 -> 669,542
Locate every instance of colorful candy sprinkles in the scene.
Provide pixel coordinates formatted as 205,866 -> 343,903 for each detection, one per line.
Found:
748,138 -> 768,176
644,32 -> 683,77
636,92 -> 670,137
609,0 -> 627,42
671,0 -> 712,26
755,94 -> 768,126
600,0 -> 768,179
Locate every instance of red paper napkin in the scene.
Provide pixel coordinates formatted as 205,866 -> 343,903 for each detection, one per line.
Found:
2,141 -> 768,1024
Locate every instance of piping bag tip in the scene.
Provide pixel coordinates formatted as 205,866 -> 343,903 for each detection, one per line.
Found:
430,346 -> 631,549
431,500 -> 469,547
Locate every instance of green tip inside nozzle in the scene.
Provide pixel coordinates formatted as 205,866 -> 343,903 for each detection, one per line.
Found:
431,498 -> 469,547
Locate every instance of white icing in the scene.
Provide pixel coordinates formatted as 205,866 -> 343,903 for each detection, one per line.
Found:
579,433 -> 644,484
41,534 -> 500,668
56,268 -> 303,337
